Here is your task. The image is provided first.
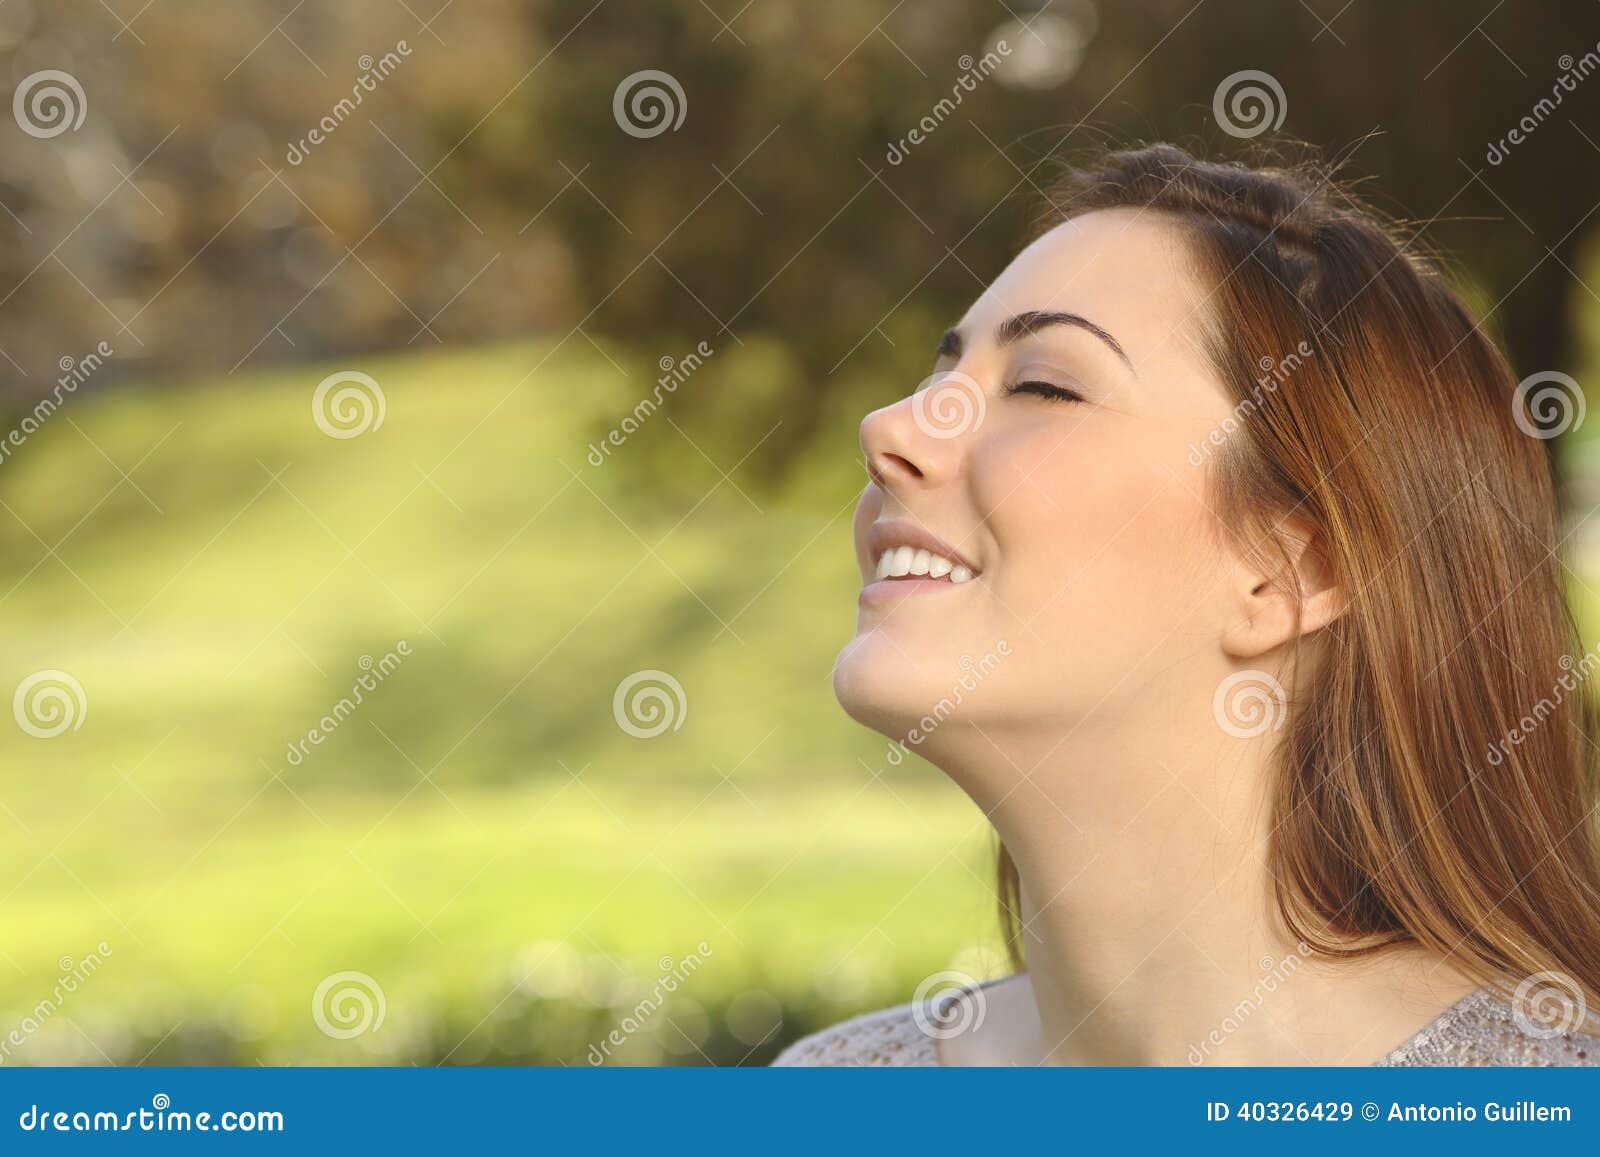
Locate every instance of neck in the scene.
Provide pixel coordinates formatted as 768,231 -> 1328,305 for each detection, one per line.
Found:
928,709 -> 1474,1066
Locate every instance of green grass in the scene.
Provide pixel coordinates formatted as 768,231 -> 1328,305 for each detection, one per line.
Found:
0,339 -> 1001,1066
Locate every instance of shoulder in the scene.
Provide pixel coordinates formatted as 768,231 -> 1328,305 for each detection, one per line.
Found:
770,1000 -> 939,1067
1379,986 -> 1600,1067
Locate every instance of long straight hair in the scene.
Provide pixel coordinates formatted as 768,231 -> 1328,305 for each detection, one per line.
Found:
997,144 -> 1600,1021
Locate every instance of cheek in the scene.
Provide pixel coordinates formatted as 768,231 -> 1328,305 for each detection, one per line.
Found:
975,423 -> 1224,654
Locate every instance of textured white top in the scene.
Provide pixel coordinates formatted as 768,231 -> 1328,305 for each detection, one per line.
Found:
772,985 -> 1600,1067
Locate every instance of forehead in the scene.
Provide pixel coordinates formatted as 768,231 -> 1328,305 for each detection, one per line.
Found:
960,208 -> 1205,361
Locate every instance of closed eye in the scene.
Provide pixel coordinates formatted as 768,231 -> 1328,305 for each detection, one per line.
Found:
1005,380 -> 1085,404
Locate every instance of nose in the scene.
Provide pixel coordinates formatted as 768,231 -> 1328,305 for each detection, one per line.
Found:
859,386 -> 967,491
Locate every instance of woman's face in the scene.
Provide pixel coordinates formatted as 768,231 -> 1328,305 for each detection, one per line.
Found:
834,209 -> 1248,755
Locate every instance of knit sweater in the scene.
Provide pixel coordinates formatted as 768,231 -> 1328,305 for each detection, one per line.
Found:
772,985 -> 1600,1066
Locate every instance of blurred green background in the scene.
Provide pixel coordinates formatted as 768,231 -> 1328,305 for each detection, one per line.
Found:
0,334 -> 1011,1065
3,0 -> 1600,1064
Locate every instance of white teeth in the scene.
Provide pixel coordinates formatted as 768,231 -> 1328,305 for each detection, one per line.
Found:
872,545 -> 977,583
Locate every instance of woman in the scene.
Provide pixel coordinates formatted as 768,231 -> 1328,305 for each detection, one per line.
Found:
774,144 -> 1600,1066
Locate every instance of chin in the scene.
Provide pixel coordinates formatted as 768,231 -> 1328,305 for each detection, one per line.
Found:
836,615 -> 1033,766
833,624 -> 1004,743
831,630 -> 930,740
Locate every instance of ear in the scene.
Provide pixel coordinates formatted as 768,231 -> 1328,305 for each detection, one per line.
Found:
1220,518 -> 1344,660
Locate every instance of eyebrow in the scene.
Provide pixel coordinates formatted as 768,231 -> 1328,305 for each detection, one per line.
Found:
937,310 -> 1134,373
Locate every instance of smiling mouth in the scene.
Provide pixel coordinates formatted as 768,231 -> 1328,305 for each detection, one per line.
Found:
872,545 -> 976,584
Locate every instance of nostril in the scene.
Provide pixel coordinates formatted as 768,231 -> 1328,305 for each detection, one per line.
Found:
880,451 -> 923,481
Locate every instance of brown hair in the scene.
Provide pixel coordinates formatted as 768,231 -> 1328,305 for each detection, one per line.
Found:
997,143 -> 1600,1023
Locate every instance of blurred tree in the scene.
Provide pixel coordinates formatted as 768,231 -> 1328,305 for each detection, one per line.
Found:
0,0 -> 1596,472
